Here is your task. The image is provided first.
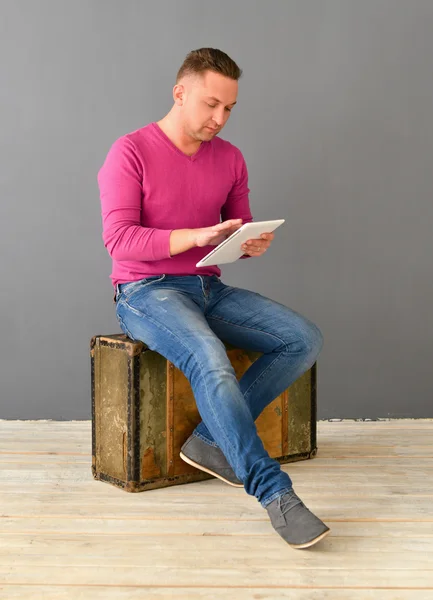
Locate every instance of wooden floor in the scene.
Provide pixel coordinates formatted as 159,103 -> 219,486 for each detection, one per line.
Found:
0,420 -> 432,599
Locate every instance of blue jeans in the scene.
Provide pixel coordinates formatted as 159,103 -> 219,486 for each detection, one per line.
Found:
115,274 -> 323,508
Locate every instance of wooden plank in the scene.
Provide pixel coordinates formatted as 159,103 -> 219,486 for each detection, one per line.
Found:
0,566 -> 432,587
287,368 -> 313,455
138,349 -> 168,480
2,465 -> 433,490
0,587 -> 432,600
1,531 -> 433,557
0,515 -> 433,538
0,518 -> 432,537
2,550 -> 433,573
166,361 -> 175,477
0,495 -> 432,520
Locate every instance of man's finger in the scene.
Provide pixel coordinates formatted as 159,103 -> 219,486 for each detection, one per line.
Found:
215,221 -> 240,231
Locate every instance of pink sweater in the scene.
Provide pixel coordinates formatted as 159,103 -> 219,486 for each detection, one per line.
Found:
97,122 -> 253,289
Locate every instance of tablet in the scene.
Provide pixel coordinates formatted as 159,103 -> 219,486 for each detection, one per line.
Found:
196,219 -> 285,267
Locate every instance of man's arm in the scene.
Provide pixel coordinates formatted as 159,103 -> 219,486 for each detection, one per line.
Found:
98,137 -> 195,261
221,147 -> 253,259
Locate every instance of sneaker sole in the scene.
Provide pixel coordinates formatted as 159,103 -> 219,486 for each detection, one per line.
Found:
179,451 -> 244,488
288,527 -> 331,549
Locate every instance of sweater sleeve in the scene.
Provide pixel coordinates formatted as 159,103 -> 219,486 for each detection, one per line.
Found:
97,136 -> 173,262
221,147 -> 253,259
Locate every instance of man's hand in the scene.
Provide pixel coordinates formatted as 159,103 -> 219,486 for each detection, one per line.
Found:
241,232 -> 274,256
192,219 -> 244,247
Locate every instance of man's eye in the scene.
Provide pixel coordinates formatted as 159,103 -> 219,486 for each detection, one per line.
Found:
207,103 -> 232,112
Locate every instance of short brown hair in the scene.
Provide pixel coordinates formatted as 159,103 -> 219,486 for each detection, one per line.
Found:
176,48 -> 242,83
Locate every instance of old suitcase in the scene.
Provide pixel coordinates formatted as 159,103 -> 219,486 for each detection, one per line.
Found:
91,333 -> 318,492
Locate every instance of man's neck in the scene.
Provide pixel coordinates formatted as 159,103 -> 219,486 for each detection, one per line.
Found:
156,116 -> 201,156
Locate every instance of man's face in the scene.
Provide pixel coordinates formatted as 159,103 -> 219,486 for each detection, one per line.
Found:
179,70 -> 238,141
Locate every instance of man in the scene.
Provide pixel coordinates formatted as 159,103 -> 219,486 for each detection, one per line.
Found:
97,48 -> 329,549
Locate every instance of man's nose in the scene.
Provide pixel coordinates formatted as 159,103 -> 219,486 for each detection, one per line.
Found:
213,108 -> 226,126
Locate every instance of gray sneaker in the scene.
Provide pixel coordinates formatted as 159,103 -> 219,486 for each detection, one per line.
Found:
266,488 -> 330,549
180,434 -> 243,488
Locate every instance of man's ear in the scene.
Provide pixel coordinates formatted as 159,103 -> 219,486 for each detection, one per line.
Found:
173,84 -> 184,107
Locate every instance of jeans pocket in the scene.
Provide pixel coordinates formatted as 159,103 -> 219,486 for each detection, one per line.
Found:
121,274 -> 166,302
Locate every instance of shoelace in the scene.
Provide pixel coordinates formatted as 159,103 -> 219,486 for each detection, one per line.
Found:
279,490 -> 305,516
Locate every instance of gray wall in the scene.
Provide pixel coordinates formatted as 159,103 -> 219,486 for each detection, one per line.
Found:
1,0 -> 432,420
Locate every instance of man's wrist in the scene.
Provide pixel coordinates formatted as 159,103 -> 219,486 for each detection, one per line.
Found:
188,229 -> 197,249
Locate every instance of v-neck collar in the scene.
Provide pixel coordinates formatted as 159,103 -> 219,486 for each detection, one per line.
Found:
151,122 -> 208,162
